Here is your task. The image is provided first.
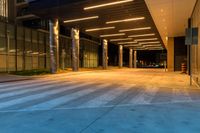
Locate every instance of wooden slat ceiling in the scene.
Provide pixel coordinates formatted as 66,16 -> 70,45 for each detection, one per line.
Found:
28,0 -> 165,50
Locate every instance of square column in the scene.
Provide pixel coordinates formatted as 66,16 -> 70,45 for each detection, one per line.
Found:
129,48 -> 133,68
49,18 -> 59,74
71,28 -> 80,71
119,45 -> 123,68
167,37 -> 174,71
102,39 -> 108,69
134,50 -> 137,68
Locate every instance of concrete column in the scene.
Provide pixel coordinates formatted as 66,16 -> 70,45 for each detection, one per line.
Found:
119,45 -> 123,68
167,37 -> 174,72
134,50 -> 137,68
49,19 -> 59,74
102,39 -> 108,69
129,48 -> 133,68
71,28 -> 80,71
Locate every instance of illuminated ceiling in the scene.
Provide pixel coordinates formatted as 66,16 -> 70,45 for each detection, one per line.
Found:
145,0 -> 196,48
28,0 -> 166,51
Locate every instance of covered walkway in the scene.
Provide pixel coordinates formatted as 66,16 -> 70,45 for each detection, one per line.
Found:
0,69 -> 199,133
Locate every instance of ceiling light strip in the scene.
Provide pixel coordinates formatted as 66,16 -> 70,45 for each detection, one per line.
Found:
135,38 -> 158,42
64,16 -> 99,23
139,41 -> 160,45
84,0 -> 134,10
143,44 -> 162,46
110,38 -> 133,42
106,17 -> 145,24
129,33 -> 155,38
118,41 -> 138,45
86,27 -> 115,32
119,27 -> 151,32
100,33 -> 125,38
124,44 -> 141,47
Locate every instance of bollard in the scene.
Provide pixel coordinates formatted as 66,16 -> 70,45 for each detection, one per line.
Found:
181,63 -> 187,74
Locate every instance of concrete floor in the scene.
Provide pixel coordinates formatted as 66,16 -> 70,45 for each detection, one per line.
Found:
0,68 -> 199,133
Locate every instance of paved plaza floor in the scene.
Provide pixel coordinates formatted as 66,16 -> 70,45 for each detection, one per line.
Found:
0,68 -> 199,133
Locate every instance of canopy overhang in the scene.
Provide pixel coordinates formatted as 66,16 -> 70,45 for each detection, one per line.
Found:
28,0 -> 165,50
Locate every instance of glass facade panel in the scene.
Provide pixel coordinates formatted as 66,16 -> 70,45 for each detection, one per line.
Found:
0,0 -> 8,18
38,32 -> 45,69
7,24 -> 16,71
32,30 -> 38,69
17,26 -> 24,71
0,21 -> 6,71
59,36 -> 72,68
25,28 -> 32,70
81,39 -> 99,68
45,33 -> 50,70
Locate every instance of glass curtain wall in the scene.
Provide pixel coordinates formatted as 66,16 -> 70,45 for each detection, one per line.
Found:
0,21 -> 100,72
191,0 -> 200,85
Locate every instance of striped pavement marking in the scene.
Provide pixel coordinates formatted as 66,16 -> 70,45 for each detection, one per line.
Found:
78,85 -> 136,108
24,83 -> 112,111
0,76 -> 76,89
0,82 -> 96,110
128,86 -> 159,105
54,84 -> 121,108
0,76 -> 197,112
150,87 -> 173,103
172,88 -> 192,102
0,81 -> 77,99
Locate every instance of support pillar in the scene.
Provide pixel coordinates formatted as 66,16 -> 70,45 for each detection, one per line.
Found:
119,45 -> 123,68
49,19 -> 59,74
167,37 -> 174,72
134,50 -> 137,68
71,28 -> 80,71
102,39 -> 108,69
129,48 -> 133,68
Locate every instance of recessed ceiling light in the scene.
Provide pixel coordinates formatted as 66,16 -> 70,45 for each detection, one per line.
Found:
100,33 -> 125,38
119,27 -> 151,32
84,0 -> 134,10
110,38 -> 133,42
166,36 -> 168,41
118,41 -> 137,45
106,17 -> 145,24
64,16 -> 99,23
135,38 -> 158,42
129,33 -> 155,38
85,27 -> 115,32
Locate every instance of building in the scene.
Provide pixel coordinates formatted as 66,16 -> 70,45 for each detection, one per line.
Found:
2,0 -> 197,84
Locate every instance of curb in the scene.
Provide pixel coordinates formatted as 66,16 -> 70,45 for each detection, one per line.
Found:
0,78 -> 34,83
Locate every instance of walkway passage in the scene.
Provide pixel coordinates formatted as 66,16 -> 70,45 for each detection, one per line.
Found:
0,69 -> 199,133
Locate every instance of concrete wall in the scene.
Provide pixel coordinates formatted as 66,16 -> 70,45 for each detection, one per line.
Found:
191,0 -> 200,85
